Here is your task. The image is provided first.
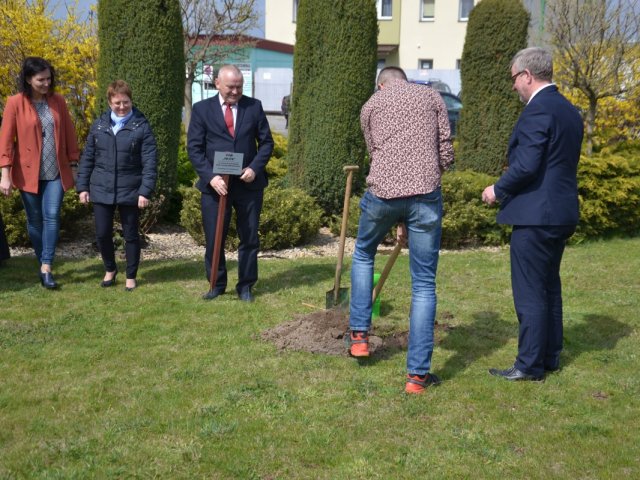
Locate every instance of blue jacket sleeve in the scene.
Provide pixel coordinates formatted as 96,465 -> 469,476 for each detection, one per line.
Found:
138,122 -> 157,198
494,108 -> 551,200
76,125 -> 97,194
187,104 -> 215,186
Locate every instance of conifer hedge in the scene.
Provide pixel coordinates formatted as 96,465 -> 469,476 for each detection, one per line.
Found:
287,0 -> 378,214
96,0 -> 184,211
457,0 -> 529,175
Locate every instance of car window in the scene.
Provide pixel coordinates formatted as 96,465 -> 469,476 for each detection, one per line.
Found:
441,94 -> 462,110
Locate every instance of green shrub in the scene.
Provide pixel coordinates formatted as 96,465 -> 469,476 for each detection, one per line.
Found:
164,135 -> 198,224
325,171 -> 511,248
265,133 -> 290,188
329,195 -> 361,238
271,132 -> 288,160
180,185 -> 323,251
179,186 -> 205,246
258,187 -> 323,250
441,171 -> 510,248
97,0 -> 184,225
177,137 -> 197,187
457,0 -> 529,175
287,0 -> 377,214
178,133 -> 291,228
577,151 -> 640,239
0,188 -> 88,246
328,172 -> 512,249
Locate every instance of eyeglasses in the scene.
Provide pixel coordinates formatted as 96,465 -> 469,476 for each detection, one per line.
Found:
511,70 -> 527,83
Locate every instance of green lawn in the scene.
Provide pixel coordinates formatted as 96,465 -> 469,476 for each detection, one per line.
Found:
1,238 -> 638,479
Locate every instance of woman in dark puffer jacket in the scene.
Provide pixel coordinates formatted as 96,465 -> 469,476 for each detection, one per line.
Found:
76,80 -> 157,291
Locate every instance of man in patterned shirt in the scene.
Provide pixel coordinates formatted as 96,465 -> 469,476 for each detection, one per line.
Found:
348,66 -> 454,394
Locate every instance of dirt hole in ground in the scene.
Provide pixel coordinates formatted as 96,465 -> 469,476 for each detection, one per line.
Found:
261,309 -> 454,356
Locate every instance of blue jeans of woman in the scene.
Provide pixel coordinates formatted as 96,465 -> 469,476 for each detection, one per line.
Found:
349,189 -> 442,375
20,179 -> 64,266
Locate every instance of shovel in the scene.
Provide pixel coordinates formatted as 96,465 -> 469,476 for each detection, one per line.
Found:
203,174 -> 229,300
326,165 -> 359,309
372,241 -> 403,303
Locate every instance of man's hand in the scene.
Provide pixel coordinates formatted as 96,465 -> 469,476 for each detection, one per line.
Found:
240,167 -> 255,183
78,191 -> 90,204
482,185 -> 497,205
209,175 -> 228,195
138,196 -> 149,209
396,222 -> 408,247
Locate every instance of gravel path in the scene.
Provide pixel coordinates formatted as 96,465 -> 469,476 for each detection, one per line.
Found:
8,224 -> 358,261
9,223 -> 496,262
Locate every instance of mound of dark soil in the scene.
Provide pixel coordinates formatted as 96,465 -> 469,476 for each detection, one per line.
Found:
262,309 -> 455,356
261,308 -> 410,356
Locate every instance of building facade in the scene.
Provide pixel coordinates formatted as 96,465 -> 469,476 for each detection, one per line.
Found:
264,0 -> 480,71
191,38 -> 294,112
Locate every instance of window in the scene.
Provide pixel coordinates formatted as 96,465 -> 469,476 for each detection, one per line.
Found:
419,59 -> 433,70
456,59 -> 462,70
459,0 -> 474,21
421,0 -> 435,21
377,0 -> 392,19
293,0 -> 298,22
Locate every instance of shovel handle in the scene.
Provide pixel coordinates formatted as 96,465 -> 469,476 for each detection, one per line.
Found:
209,174 -> 229,293
334,165 -> 359,303
372,242 -> 403,303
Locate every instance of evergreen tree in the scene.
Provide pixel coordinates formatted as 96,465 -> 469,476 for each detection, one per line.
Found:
457,0 -> 529,175
288,0 -> 378,214
97,0 -> 184,214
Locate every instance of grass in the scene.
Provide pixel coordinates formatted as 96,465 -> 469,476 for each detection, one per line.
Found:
1,237 -> 639,479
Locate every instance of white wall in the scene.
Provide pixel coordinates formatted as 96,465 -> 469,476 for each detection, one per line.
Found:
254,68 -> 293,112
264,0 -> 296,46
397,0 -> 479,71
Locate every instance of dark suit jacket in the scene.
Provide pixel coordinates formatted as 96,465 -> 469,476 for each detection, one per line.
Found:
187,94 -> 274,193
494,85 -> 583,226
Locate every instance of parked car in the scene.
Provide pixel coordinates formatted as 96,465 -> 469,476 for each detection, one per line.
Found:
439,91 -> 462,138
410,80 -> 462,137
410,78 -> 452,93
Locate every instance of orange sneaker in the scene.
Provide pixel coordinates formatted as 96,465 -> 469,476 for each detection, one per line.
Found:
405,373 -> 441,394
349,331 -> 369,357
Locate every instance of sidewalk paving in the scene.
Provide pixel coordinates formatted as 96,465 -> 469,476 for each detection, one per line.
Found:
267,114 -> 288,137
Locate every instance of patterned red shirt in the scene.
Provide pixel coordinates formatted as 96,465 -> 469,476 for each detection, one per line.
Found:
360,79 -> 454,199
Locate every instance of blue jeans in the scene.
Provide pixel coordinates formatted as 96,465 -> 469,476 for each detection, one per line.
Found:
349,189 -> 442,375
20,179 -> 64,266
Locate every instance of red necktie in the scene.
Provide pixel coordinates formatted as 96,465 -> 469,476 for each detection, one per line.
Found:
224,103 -> 235,137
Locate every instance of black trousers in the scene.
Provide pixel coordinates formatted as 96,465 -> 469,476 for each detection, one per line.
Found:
93,203 -> 140,279
510,225 -> 576,376
0,211 -> 10,262
201,186 -> 263,294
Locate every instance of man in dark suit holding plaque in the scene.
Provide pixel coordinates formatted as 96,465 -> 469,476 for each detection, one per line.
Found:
188,64 -> 274,302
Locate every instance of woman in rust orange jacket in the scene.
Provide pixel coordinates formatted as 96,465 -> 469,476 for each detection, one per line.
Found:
0,57 -> 79,289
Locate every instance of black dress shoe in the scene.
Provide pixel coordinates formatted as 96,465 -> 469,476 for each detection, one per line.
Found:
124,280 -> 137,292
238,289 -> 254,303
489,366 -> 543,381
101,270 -> 118,287
39,271 -> 58,289
202,288 -> 225,300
